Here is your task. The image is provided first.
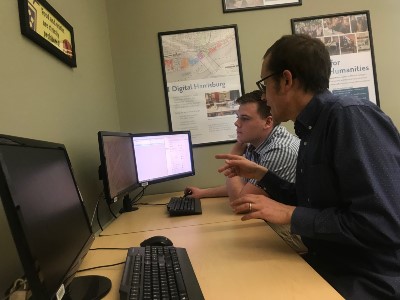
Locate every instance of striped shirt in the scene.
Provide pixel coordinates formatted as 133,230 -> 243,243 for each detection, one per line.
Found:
244,125 -> 299,184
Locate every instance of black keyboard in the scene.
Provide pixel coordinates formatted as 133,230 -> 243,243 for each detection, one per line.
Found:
119,246 -> 204,300
167,197 -> 202,216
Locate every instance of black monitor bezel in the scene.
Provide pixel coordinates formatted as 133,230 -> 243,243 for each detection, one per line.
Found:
97,131 -> 139,205
131,130 -> 195,186
0,134 -> 95,299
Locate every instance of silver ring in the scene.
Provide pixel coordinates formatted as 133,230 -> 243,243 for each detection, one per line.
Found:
249,203 -> 252,212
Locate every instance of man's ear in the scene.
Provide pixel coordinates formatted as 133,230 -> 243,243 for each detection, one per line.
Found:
265,116 -> 273,128
282,70 -> 294,90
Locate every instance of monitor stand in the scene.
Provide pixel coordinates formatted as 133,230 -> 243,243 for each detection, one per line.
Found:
120,194 -> 139,213
65,275 -> 111,300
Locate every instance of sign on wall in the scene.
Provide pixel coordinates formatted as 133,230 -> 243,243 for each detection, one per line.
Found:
158,25 -> 245,146
18,0 -> 77,68
223,0 -> 301,13
291,11 -> 379,105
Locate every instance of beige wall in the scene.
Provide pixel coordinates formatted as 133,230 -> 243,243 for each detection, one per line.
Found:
0,0 -> 399,295
0,0 -> 119,294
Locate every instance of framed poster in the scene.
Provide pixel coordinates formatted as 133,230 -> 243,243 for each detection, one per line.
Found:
17,0 -> 77,67
223,0 -> 301,13
291,11 -> 379,106
158,25 -> 245,146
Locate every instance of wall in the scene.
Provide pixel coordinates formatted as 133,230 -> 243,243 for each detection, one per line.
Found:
105,0 -> 400,196
0,0 -> 119,294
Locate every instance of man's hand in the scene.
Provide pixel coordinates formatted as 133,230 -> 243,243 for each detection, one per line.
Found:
184,186 -> 203,199
215,154 -> 268,180
230,194 -> 295,224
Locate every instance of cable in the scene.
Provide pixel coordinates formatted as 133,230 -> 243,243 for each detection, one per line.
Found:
2,278 -> 28,300
132,186 -> 147,204
89,247 -> 130,250
89,193 -> 102,228
98,189 -> 118,219
137,203 -> 168,206
59,245 -> 125,285
76,261 -> 125,272
108,203 -> 117,219
96,197 -> 103,232
90,191 -> 107,231
131,185 -> 148,206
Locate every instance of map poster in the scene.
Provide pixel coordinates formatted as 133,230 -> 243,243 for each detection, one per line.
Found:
158,25 -> 245,146
291,11 -> 379,106
17,0 -> 77,67
223,0 -> 301,14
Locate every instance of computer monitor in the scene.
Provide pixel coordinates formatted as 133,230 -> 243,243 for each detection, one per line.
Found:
0,134 -> 111,299
131,131 -> 195,186
97,131 -> 139,209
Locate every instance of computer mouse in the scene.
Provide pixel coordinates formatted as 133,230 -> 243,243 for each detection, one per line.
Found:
140,235 -> 173,247
183,188 -> 193,197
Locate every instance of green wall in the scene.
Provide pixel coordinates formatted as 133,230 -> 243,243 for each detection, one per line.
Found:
0,0 -> 119,294
0,0 -> 399,295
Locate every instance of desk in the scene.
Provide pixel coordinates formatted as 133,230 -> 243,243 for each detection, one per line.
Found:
79,193 -> 343,299
100,192 -> 238,235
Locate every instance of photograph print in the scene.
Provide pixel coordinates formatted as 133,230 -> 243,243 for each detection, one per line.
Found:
223,0 -> 301,13
291,11 -> 379,105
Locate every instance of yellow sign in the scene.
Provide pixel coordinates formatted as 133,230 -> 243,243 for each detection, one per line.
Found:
27,0 -> 73,57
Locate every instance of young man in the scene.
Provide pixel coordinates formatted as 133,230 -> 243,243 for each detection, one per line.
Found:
186,90 -> 306,253
216,34 -> 400,299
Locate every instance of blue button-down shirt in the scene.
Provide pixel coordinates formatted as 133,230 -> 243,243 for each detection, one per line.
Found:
257,90 -> 400,299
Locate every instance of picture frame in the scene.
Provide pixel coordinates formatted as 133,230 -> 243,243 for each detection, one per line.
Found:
17,0 -> 77,68
223,0 -> 301,13
291,11 -> 379,106
158,25 -> 245,147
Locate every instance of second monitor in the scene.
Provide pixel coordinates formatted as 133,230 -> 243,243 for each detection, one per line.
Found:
98,130 -> 195,212
132,131 -> 195,187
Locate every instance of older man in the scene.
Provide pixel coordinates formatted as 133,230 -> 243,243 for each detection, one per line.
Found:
217,34 -> 400,299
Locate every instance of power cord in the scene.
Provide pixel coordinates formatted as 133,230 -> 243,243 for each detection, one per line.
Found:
137,203 -> 168,206
94,191 -> 118,232
131,185 -> 148,206
120,186 -> 149,213
89,192 -> 101,228
76,261 -> 126,272
108,202 -> 117,219
94,192 -> 103,232
78,247 -> 134,272
2,278 -> 29,300
90,247 -> 130,250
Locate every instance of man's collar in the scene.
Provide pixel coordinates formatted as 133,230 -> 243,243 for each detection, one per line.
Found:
295,90 -> 331,139
248,126 -> 280,153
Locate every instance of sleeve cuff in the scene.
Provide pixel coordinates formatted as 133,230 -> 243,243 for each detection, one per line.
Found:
291,206 -> 319,237
257,170 -> 279,189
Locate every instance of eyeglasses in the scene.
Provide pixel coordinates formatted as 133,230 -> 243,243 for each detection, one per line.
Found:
256,73 -> 279,93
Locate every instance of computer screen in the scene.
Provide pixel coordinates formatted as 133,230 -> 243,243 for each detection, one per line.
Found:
97,131 -> 138,204
0,135 -> 110,299
131,131 -> 195,186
